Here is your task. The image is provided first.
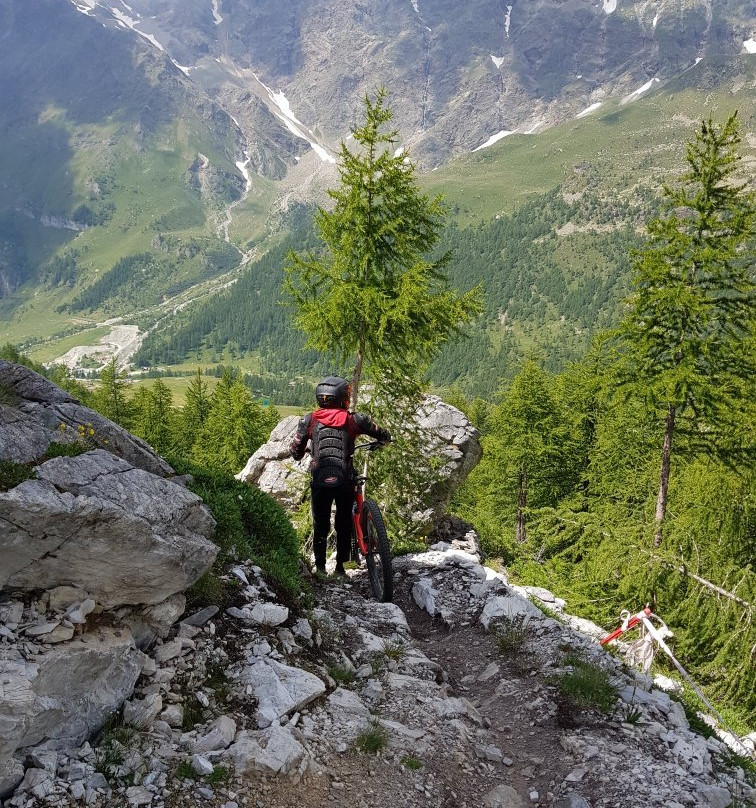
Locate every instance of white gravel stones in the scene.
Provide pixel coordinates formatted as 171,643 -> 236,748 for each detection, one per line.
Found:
42,624 -> 75,643
479,593 -> 544,630
292,617 -> 313,642
193,715 -> 237,753
251,602 -> 290,626
125,785 -> 153,805
159,704 -> 184,728
17,768 -> 54,799
412,578 -> 440,615
696,784 -> 736,808
191,754 -> 214,776
327,687 -> 370,717
24,622 -> 60,637
65,598 -> 96,624
225,726 -> 306,776
235,658 -> 326,728
226,602 -> 289,626
153,638 -> 183,663
123,694 -> 163,729
181,605 -> 219,627
482,783 -> 528,807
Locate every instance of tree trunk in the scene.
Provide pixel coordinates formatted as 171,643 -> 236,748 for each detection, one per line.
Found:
516,468 -> 528,544
351,342 -> 364,410
653,404 -> 676,548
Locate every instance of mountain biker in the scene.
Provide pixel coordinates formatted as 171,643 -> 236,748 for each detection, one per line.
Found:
289,376 -> 391,577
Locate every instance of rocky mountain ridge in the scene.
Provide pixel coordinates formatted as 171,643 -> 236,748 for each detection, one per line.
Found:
67,0 -> 755,171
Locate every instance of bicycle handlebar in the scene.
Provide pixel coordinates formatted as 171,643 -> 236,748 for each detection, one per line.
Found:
354,440 -> 385,452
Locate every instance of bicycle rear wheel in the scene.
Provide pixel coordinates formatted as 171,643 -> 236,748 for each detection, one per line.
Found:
362,499 -> 393,602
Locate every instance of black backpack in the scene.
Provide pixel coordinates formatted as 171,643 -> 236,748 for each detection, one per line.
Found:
310,421 -> 352,488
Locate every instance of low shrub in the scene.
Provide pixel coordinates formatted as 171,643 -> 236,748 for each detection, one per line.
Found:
169,458 -> 306,609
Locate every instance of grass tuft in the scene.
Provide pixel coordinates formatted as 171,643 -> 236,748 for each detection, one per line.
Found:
380,639 -> 407,662
493,614 -> 531,654
402,755 -> 423,770
354,721 -> 388,754
553,656 -> 618,714
0,460 -> 33,492
326,663 -> 356,685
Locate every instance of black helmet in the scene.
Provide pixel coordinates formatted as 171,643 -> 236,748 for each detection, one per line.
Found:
316,376 -> 350,409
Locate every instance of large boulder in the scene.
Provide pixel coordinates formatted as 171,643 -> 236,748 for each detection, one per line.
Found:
236,396 -> 481,529
0,628 -> 145,797
236,415 -> 309,509
1,450 -> 217,606
0,360 -> 173,477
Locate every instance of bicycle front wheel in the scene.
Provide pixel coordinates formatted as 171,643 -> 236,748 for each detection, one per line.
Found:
362,499 -> 393,602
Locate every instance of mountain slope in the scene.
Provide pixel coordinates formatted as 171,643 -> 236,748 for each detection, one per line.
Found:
67,0 -> 756,169
0,0 -> 753,379
0,0 -> 247,339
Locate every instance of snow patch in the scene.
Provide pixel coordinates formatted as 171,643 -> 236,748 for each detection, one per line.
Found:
504,5 -> 512,36
394,146 -> 405,158
602,0 -> 617,12
621,77 -> 660,104
695,57 -> 703,65
410,0 -> 420,13
576,102 -> 602,118
523,121 -> 542,135
172,61 -> 194,76
256,79 -> 336,164
110,7 -> 164,50
491,55 -> 504,69
70,0 -> 97,14
473,130 -> 513,151
744,38 -> 756,54
652,13 -> 659,28
211,0 -> 223,25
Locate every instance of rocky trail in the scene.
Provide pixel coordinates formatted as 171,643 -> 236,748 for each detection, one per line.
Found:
4,538 -> 753,808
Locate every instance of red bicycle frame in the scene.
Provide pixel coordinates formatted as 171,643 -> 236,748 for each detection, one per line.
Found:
351,444 -> 373,555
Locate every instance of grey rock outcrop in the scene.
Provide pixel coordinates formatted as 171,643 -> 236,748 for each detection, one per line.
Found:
235,415 -> 308,509
0,362 -> 220,799
0,360 -> 172,477
236,396 -> 481,530
1,449 -> 217,606
0,628 -> 145,795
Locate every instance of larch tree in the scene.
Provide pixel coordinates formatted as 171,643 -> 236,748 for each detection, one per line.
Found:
620,113 -> 755,547
284,87 -> 480,408
93,359 -> 132,428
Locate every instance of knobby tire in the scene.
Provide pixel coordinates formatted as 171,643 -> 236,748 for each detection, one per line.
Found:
362,499 -> 393,602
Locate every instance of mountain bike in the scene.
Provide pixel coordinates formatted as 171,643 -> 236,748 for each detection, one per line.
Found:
351,441 -> 393,602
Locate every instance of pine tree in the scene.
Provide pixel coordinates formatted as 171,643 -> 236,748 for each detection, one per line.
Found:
176,369 -> 212,455
191,370 -> 275,473
93,359 -> 132,428
139,379 -> 174,456
620,113 -> 755,546
284,87 -> 480,407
